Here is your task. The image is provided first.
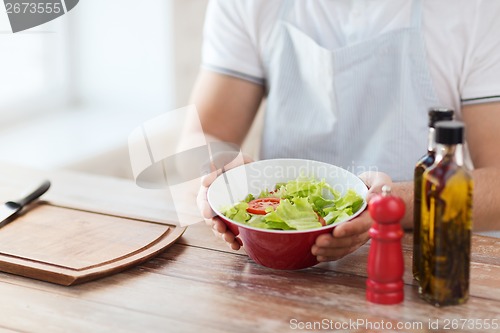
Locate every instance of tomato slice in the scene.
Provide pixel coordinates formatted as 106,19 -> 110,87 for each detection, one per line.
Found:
316,213 -> 326,227
247,198 -> 281,215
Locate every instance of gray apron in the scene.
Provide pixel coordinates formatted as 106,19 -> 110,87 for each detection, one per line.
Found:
260,0 -> 440,181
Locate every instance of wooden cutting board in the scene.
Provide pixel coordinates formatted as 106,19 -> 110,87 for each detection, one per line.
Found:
0,164 -> 189,286
0,203 -> 184,286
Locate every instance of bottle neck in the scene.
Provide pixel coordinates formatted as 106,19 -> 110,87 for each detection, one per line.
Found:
435,143 -> 464,166
427,127 -> 436,152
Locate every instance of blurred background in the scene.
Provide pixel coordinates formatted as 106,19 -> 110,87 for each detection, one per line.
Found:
0,0 -> 263,179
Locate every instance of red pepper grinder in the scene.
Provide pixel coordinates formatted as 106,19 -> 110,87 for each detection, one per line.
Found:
366,185 -> 405,305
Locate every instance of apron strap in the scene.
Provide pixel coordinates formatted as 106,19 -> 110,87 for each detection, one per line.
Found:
263,0 -> 296,89
279,0 -> 295,20
410,0 -> 422,29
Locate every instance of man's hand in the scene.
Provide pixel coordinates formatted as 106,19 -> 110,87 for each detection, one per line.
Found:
311,171 -> 393,262
197,153 -> 253,251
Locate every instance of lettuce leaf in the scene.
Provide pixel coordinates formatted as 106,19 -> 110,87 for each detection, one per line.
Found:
334,189 -> 364,213
269,198 -> 322,230
221,202 -> 251,224
221,177 -> 364,230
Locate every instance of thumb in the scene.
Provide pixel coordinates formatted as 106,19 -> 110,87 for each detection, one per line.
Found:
358,171 -> 393,202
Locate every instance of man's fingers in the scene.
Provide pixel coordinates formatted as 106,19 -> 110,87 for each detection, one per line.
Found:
312,213 -> 372,261
316,245 -> 359,262
229,239 -> 241,251
197,152 -> 252,253
358,171 -> 392,188
212,217 -> 227,233
317,253 -> 347,262
201,170 -> 220,187
208,217 -> 241,250
222,230 -> 235,244
197,186 -> 216,219
333,213 -> 372,238
313,235 -> 353,250
358,171 -> 393,200
221,230 -> 241,251
312,231 -> 367,254
314,233 -> 334,247
315,246 -> 353,262
313,231 -> 369,259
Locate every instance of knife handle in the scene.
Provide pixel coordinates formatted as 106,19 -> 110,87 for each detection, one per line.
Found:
15,180 -> 51,208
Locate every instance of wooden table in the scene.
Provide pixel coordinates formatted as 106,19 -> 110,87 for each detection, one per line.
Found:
0,163 -> 499,333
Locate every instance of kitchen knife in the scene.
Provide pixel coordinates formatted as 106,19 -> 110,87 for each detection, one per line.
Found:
0,180 -> 51,228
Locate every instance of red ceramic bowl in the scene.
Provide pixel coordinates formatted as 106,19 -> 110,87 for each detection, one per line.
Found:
207,159 -> 368,270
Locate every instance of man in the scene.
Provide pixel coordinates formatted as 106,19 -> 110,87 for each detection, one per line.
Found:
192,0 -> 500,261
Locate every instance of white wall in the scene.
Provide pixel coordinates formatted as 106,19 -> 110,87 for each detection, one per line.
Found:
172,0 -> 209,107
0,0 -> 196,178
0,0 -> 262,178
71,0 -> 175,113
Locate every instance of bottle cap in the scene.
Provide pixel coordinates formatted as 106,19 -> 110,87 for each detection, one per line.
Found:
428,107 -> 454,127
435,120 -> 464,145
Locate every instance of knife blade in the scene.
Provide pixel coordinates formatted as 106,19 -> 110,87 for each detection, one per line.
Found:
0,180 -> 51,228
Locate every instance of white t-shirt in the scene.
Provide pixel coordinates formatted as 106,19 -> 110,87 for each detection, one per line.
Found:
202,0 -> 500,113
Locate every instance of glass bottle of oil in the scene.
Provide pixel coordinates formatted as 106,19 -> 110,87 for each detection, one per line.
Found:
413,108 -> 454,281
420,120 -> 473,306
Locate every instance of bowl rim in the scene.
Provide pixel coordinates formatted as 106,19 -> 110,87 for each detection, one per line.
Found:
207,158 -> 368,234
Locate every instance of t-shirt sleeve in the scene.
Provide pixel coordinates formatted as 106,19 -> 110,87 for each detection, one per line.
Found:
201,0 -> 265,85
461,2 -> 500,105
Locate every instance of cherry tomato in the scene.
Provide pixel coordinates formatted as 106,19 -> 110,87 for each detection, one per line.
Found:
247,198 -> 281,215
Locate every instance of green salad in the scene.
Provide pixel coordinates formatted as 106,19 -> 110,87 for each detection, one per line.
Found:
221,177 -> 364,230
